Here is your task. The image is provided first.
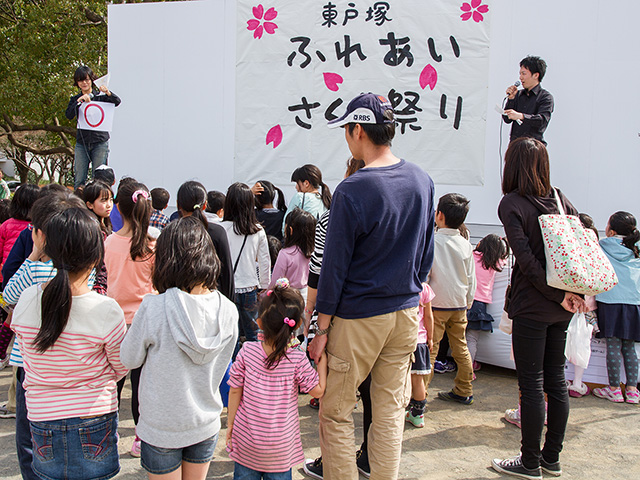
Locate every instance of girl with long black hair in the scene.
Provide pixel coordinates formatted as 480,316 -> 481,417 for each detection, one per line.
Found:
12,208 -> 127,480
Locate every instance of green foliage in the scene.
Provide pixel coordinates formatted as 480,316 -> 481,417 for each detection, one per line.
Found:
0,0 -> 186,183
0,1 -> 108,126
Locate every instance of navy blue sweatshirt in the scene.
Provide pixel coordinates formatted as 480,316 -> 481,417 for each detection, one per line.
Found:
316,160 -> 435,319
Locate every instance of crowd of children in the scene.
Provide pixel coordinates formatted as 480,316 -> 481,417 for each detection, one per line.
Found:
0,157 -> 638,480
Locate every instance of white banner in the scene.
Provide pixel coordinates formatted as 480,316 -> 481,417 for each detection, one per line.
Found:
235,0 -> 491,186
78,101 -> 115,132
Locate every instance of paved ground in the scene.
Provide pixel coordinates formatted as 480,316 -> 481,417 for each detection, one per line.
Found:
1,364 -> 638,479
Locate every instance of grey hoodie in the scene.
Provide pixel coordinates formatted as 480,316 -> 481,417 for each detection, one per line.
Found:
120,288 -> 238,448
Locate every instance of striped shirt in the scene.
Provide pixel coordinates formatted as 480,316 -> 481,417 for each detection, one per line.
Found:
4,259 -> 95,367
12,284 -> 127,421
228,342 -> 319,472
307,210 -> 329,289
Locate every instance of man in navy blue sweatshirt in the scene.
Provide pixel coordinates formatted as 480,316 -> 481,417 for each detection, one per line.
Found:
308,93 -> 435,480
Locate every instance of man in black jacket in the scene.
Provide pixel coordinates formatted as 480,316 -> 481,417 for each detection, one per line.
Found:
503,56 -> 554,145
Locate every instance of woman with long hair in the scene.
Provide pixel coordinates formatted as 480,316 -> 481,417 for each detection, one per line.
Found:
492,137 -> 585,479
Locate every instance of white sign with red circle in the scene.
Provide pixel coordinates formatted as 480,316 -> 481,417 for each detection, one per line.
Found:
78,101 -> 115,132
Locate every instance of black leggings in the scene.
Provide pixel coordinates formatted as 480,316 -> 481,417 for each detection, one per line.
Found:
435,333 -> 450,363
117,367 -> 142,425
512,317 -> 570,470
358,374 -> 372,452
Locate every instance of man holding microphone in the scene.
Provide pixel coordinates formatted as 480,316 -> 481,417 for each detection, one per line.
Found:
503,56 -> 554,145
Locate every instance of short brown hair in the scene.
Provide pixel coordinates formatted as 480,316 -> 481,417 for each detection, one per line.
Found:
502,137 -> 551,197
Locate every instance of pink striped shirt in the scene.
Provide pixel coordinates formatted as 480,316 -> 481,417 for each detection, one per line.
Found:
228,342 -> 319,472
11,284 -> 128,421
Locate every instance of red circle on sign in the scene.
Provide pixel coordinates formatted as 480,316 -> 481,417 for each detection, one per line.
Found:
84,104 -> 105,128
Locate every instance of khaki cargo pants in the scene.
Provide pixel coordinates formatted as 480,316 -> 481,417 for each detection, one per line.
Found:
319,307 -> 418,480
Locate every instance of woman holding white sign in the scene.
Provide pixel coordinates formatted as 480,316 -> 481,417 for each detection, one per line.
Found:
65,65 -> 121,189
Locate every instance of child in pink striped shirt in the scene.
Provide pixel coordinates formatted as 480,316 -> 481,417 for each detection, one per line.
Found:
226,278 -> 327,479
12,207 -> 127,480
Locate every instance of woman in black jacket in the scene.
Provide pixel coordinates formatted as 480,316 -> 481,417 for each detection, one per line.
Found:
492,138 -> 585,480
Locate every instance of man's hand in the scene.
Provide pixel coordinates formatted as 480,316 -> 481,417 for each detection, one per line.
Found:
308,333 -> 327,364
504,109 -> 524,121
506,85 -> 518,100
98,85 -> 111,96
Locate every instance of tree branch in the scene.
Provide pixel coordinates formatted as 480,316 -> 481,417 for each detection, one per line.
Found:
1,115 -> 76,135
53,116 -> 73,148
1,117 -> 73,156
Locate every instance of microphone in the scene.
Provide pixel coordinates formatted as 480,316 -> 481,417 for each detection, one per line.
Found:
511,81 -> 522,125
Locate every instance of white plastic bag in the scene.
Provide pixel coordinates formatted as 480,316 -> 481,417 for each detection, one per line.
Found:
564,312 -> 593,369
499,310 -> 513,335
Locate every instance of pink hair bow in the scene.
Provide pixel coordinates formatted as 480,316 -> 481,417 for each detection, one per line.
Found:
132,189 -> 149,203
284,317 -> 296,327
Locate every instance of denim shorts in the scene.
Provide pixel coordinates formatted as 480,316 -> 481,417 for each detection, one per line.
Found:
30,412 -> 119,480
141,434 -> 218,474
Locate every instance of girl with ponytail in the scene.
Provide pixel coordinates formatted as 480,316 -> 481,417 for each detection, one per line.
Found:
177,180 -> 235,301
226,278 -> 327,478
12,208 -> 127,480
593,211 -> 640,404
104,179 -> 155,457
282,164 -> 332,234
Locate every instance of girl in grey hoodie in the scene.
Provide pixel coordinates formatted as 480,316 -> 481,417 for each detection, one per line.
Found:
121,217 -> 238,479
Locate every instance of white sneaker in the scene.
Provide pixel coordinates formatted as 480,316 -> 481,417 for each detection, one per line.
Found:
0,403 -> 16,419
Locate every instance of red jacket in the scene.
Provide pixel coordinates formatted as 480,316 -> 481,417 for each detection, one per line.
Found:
0,218 -> 31,279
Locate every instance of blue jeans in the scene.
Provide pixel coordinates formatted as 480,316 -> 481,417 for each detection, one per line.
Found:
141,434 -> 218,475
30,412 -> 120,480
16,368 -> 38,480
74,140 -> 109,188
235,289 -> 259,342
512,317 -> 570,470
234,462 -> 291,480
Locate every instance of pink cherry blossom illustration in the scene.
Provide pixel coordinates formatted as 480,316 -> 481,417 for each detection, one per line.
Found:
460,0 -> 489,22
247,5 -> 278,39
266,125 -> 283,148
323,73 -> 344,92
419,65 -> 438,90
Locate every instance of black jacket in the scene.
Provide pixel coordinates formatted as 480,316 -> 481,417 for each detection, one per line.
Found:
498,188 -> 578,323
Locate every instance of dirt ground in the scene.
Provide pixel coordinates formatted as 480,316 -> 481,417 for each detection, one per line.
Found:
1,363 -> 638,480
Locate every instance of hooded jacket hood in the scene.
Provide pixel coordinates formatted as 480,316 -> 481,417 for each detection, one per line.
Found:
165,288 -> 235,365
597,237 -> 640,304
525,188 -> 564,216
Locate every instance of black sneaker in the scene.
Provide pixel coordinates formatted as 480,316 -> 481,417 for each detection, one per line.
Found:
491,455 -> 542,480
540,457 -> 562,477
303,457 -> 323,479
438,390 -> 473,405
356,447 -> 370,478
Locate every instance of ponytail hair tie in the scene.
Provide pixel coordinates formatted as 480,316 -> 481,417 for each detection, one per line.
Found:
275,278 -> 290,289
193,204 -> 201,210
284,317 -> 296,327
132,190 -> 149,203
